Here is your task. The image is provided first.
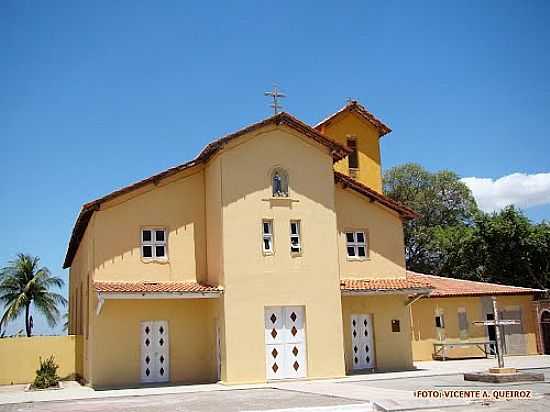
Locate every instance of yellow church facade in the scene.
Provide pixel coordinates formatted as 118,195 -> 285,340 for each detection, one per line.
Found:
65,101 -> 540,388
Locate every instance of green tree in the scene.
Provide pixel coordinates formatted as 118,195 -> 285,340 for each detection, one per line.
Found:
383,163 -> 478,274
0,254 -> 67,337
471,207 -> 550,289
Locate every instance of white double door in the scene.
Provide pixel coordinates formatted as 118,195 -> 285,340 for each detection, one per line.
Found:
351,314 -> 375,370
265,306 -> 307,380
141,320 -> 170,383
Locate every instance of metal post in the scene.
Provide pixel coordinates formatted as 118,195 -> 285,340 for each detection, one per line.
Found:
492,296 -> 505,368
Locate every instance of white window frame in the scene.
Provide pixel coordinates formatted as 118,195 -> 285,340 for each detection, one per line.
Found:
290,220 -> 302,255
141,228 -> 168,261
345,230 -> 367,260
262,220 -> 274,255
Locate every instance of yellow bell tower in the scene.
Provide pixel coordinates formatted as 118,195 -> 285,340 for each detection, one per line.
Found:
315,100 -> 391,193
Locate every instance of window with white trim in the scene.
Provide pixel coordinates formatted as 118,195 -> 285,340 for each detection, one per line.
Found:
262,220 -> 273,254
290,220 -> 301,254
141,228 -> 167,261
345,231 -> 367,258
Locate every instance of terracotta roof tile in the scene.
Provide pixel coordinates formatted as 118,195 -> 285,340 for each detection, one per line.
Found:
341,277 -> 432,293
94,280 -> 222,294
406,271 -> 542,297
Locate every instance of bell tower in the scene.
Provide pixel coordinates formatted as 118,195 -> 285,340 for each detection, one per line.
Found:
315,100 -> 391,193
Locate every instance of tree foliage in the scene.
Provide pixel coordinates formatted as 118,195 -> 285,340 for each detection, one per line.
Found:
384,163 -> 478,275
383,163 -> 550,289
0,254 -> 67,336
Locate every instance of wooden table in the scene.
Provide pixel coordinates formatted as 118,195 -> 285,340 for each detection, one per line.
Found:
433,340 -> 496,361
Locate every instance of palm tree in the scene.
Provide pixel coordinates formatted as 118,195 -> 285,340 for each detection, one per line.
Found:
0,254 -> 67,337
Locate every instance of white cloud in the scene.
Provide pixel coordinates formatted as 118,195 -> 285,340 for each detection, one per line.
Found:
461,172 -> 550,212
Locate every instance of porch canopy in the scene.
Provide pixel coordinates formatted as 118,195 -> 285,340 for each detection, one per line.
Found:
94,280 -> 222,315
340,278 -> 432,302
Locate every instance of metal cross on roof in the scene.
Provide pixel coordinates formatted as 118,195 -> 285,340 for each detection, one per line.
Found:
264,85 -> 286,114
472,296 -> 521,369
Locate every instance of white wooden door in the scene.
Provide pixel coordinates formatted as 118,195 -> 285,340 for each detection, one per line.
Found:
351,314 -> 375,370
265,306 -> 307,380
141,320 -> 169,383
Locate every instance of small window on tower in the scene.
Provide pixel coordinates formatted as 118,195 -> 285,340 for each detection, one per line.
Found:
347,138 -> 359,170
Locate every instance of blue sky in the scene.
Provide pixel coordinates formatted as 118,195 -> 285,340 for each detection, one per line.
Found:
1,0 -> 549,335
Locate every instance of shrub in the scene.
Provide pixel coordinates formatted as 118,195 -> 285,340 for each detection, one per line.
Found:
32,355 -> 60,389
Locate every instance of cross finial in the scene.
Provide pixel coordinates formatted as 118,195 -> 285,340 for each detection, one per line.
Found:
264,85 -> 286,114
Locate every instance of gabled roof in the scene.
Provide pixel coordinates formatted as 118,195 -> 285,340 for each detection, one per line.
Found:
341,277 -> 432,295
406,271 -> 543,297
63,112 -> 351,269
334,172 -> 418,220
315,100 -> 392,137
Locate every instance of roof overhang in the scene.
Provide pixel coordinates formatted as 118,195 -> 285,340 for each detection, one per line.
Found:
95,289 -> 222,315
341,287 -> 432,297
335,172 -> 419,220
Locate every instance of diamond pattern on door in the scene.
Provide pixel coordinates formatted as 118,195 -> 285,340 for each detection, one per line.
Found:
351,314 -> 375,370
265,306 -> 307,380
141,320 -> 169,383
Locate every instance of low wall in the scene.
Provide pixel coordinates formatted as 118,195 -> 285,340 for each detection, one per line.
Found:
0,335 -> 81,385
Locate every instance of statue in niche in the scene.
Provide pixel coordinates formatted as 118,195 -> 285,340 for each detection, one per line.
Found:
272,170 -> 288,197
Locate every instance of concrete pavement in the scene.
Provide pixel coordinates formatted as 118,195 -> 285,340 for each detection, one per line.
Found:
1,355 -> 549,408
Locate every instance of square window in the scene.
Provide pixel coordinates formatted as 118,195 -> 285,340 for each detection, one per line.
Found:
142,230 -> 152,242
346,231 -> 368,259
141,228 -> 167,261
143,245 -> 153,258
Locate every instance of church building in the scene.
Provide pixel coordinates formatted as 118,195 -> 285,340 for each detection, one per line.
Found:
65,100 -> 541,388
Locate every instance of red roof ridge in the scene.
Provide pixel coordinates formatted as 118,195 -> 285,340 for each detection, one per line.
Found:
334,172 -> 419,220
315,100 -> 392,137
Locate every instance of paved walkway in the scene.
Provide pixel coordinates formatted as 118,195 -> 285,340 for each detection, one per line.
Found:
1,355 -> 548,406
